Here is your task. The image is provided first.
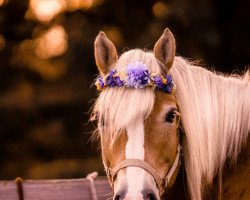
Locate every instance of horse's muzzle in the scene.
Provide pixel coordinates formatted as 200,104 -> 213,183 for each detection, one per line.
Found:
114,188 -> 158,200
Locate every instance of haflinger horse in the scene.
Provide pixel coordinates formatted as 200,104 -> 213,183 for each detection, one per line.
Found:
91,28 -> 250,200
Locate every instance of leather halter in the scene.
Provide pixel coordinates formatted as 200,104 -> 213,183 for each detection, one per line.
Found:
106,144 -> 181,194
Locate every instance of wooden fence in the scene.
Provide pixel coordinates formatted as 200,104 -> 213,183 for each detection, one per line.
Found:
0,174 -> 113,200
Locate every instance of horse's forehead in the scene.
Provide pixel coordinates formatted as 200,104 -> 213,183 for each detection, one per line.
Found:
143,92 -> 177,130
101,91 -> 177,167
150,91 -> 177,115
156,91 -> 176,103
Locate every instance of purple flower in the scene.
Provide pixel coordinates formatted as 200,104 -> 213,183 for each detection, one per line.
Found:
98,77 -> 105,88
154,75 -> 164,89
114,77 -> 124,86
166,74 -> 173,84
162,85 -> 172,93
95,63 -> 174,93
163,75 -> 174,92
154,75 -> 174,93
106,70 -> 124,87
125,62 -> 150,88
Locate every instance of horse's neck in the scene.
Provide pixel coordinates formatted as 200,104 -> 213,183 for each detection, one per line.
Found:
164,139 -> 250,200
221,135 -> 250,200
171,58 -> 250,200
205,136 -> 250,200
192,72 -> 250,200
165,140 -> 250,200
163,162 -> 190,200
217,75 -> 249,158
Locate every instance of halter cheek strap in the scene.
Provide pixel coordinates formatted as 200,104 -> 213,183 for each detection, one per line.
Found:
106,144 -> 181,193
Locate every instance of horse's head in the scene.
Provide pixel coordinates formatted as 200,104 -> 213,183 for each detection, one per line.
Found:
93,29 -> 181,200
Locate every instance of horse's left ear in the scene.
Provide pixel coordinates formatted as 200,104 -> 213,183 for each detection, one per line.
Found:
94,31 -> 118,75
153,28 -> 176,71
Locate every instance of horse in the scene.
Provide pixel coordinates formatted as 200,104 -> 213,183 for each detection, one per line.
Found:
91,28 -> 250,200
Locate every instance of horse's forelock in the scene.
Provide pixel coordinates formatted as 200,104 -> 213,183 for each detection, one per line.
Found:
93,49 -> 163,148
115,49 -> 163,73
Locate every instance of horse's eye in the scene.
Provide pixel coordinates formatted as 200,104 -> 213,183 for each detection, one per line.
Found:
165,110 -> 177,123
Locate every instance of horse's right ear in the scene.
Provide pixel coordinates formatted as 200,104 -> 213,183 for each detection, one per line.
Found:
94,31 -> 118,75
153,28 -> 176,72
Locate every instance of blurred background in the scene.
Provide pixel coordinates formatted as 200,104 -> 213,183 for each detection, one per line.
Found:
0,0 -> 249,180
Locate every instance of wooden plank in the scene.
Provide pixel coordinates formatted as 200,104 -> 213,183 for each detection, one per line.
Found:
0,181 -> 19,200
0,177 -> 113,200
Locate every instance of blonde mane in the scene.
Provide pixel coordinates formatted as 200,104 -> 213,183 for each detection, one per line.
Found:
171,57 -> 250,200
93,49 -> 250,200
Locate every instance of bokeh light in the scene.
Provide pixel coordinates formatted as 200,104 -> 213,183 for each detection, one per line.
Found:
152,1 -> 169,19
103,26 -> 123,46
0,0 -> 7,7
28,0 -> 66,23
26,0 -> 105,22
0,82 -> 34,110
0,35 -> 5,51
67,0 -> 93,11
13,37 -> 67,80
35,25 -> 68,59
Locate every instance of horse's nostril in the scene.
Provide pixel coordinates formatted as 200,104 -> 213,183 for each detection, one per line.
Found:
114,188 -> 127,200
146,193 -> 157,200
143,189 -> 158,200
150,193 -> 157,200
114,194 -> 121,200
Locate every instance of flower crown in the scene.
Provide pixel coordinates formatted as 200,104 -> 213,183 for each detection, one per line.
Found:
95,62 -> 174,93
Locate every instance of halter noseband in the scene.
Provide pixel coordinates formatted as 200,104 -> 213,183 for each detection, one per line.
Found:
106,144 -> 181,195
